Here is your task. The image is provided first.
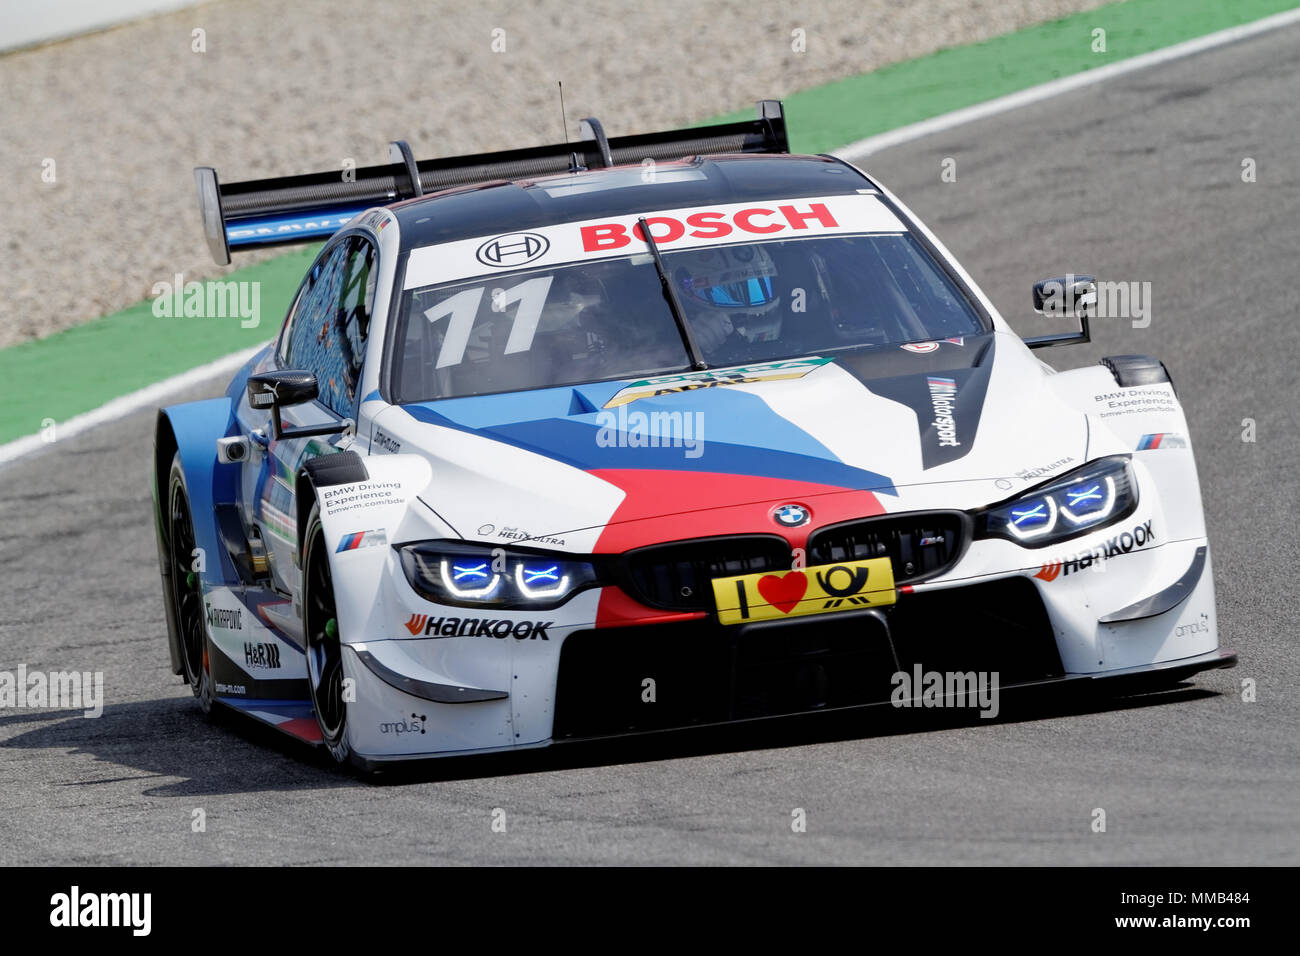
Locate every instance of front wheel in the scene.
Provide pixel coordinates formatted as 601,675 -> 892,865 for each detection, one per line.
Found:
302,503 -> 351,763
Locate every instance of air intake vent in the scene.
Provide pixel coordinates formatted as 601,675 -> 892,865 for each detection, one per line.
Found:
621,535 -> 791,611
807,512 -> 968,583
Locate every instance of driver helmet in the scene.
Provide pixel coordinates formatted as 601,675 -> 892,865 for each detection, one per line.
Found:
672,246 -> 782,342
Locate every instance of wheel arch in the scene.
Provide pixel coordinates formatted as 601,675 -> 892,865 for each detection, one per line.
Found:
293,452 -> 438,648
153,398 -> 243,626
293,450 -> 371,564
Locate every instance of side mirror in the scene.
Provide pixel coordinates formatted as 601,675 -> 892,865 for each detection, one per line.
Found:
248,369 -> 316,409
247,370 -> 345,441
1026,274 -> 1095,349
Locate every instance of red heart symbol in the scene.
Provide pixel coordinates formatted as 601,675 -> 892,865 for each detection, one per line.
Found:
757,571 -> 808,614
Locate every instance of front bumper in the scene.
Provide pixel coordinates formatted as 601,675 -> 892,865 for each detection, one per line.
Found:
349,644 -> 1237,769
345,535 -> 1234,764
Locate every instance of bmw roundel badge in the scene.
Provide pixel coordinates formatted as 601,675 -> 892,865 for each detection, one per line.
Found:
772,503 -> 810,528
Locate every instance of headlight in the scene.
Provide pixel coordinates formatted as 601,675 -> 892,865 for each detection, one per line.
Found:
398,542 -> 602,609
977,456 -> 1137,547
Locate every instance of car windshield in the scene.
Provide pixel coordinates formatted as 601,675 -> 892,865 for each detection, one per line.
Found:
391,232 -> 985,402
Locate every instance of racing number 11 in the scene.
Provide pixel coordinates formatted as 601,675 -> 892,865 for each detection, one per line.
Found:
423,275 -> 554,368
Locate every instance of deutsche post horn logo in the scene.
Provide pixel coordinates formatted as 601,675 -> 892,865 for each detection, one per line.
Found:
476,232 -> 550,267
814,564 -> 871,596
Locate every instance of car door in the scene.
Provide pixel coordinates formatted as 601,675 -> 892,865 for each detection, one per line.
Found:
241,234 -> 378,599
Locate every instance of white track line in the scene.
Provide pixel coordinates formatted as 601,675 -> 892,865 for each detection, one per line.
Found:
834,6 -> 1300,161
0,344 -> 265,466
5,7 -> 1299,467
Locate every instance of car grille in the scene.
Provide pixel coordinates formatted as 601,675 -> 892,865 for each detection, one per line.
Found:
807,512 -> 967,584
617,515 -> 968,612
552,577 -> 1063,739
620,535 -> 790,611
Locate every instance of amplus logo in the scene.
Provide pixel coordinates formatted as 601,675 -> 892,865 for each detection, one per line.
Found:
380,713 -> 427,736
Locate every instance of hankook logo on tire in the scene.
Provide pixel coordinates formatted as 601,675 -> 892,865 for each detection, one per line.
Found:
476,232 -> 549,267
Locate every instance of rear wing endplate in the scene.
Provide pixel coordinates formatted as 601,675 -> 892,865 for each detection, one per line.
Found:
195,100 -> 787,264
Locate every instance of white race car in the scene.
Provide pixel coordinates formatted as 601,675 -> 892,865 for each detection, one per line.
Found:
153,102 -> 1235,768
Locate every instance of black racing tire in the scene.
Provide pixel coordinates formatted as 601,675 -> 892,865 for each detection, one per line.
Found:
302,502 -> 352,764
166,452 -> 214,714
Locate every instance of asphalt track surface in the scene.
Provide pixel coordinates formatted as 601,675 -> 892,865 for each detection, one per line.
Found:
2,23 -> 1298,866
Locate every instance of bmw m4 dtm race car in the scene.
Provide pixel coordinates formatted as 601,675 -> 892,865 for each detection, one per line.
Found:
153,101 -> 1235,768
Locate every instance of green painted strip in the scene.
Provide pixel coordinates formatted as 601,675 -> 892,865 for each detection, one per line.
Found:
3,0 -> 1296,445
724,0 -> 1300,152
0,245 -> 317,441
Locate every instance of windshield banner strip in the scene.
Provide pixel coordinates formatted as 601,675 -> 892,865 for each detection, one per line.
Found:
403,194 -> 906,289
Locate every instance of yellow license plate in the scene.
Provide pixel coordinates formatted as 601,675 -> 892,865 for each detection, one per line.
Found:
711,557 -> 896,626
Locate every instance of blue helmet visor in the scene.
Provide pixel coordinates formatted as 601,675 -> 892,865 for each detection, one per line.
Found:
681,274 -> 776,308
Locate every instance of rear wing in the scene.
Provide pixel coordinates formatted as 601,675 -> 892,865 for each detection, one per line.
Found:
194,100 -> 788,265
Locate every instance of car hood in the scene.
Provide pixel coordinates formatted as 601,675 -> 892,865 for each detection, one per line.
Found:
383,332 -> 1090,551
